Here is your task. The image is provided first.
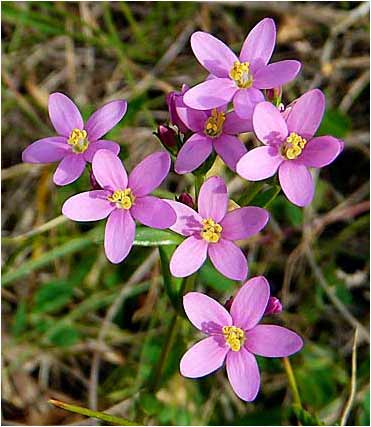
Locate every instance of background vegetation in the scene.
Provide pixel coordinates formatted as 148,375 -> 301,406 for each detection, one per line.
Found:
2,1 -> 370,425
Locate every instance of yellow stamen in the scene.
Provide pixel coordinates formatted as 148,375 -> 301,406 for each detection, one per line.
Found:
229,61 -> 253,89
223,326 -> 245,352
281,132 -> 307,160
200,218 -> 222,243
67,128 -> 89,153
204,109 -> 226,138
108,188 -> 135,210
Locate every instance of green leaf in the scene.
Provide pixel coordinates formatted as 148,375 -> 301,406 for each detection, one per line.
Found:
33,280 -> 74,314
249,185 -> 281,208
360,391 -> 370,425
199,260 -> 237,292
139,392 -> 164,416
291,405 -> 325,426
134,227 -> 183,246
47,324 -> 80,347
12,300 -> 27,336
318,109 -> 351,138
159,245 -> 183,309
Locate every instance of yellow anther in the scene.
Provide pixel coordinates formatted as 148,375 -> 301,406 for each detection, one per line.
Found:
200,218 -> 222,243
68,128 -> 89,153
204,109 -> 226,138
108,188 -> 135,210
222,326 -> 245,352
229,61 -> 253,89
281,132 -> 307,160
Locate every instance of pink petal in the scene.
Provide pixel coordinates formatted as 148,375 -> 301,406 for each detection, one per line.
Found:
104,209 -> 135,264
223,111 -> 253,134
48,92 -> 83,137
174,134 -> 213,174
252,101 -> 288,145
176,102 -> 208,133
22,137 -> 70,163
208,239 -> 247,281
166,200 -> 203,236
230,276 -> 270,330
130,196 -> 176,229
183,78 -> 238,110
85,99 -> 127,141
213,134 -> 247,172
300,136 -> 343,168
191,31 -> 238,78
240,18 -> 276,71
245,325 -> 303,357
220,207 -> 269,241
198,176 -> 228,222
278,161 -> 314,207
170,235 -> 208,277
62,190 -> 114,221
128,151 -> 171,197
92,149 -> 128,191
226,347 -> 260,402
286,89 -> 325,139
183,292 -> 232,333
233,87 -> 265,120
180,336 -> 229,378
53,154 -> 86,186
253,60 -> 301,89
236,146 -> 283,181
167,90 -> 189,133
83,139 -> 120,163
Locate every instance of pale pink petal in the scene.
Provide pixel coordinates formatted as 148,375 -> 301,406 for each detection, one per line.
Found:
176,103 -> 208,132
180,336 -> 229,378
92,149 -> 128,191
170,236 -> 208,277
240,18 -> 276,71
83,139 -> 120,162
62,190 -> 114,221
22,137 -> 70,163
233,88 -> 265,120
191,31 -> 238,77
300,136 -> 343,168
208,239 -> 248,281
183,79 -> 238,110
104,209 -> 135,264
252,101 -> 288,144
166,200 -> 203,236
183,292 -> 232,333
286,89 -> 325,139
220,207 -> 269,241
128,151 -> 171,197
130,196 -> 176,229
174,134 -> 213,174
213,134 -> 247,171
226,347 -> 260,402
236,146 -> 283,180
198,176 -> 228,222
245,325 -> 303,357
53,154 -> 86,186
253,60 -> 301,89
230,276 -> 270,330
223,111 -> 253,134
278,161 -> 314,207
85,100 -> 127,141
48,92 -> 83,137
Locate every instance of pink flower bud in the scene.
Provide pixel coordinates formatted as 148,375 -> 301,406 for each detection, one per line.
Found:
264,296 -> 283,315
156,124 -> 178,149
224,296 -> 234,311
166,87 -> 189,133
264,87 -> 282,106
89,170 -> 101,190
177,192 -> 194,209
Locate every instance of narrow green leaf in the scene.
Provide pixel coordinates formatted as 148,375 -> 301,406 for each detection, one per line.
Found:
12,300 -> 27,336
33,280 -> 74,314
159,246 -> 182,309
134,227 -> 183,246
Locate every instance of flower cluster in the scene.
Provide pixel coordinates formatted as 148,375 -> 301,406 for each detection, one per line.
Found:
22,17 -> 344,402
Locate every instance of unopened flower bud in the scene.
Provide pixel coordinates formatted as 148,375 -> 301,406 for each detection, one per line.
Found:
177,192 -> 194,209
224,296 -> 234,311
265,87 -> 282,107
166,87 -> 189,133
264,296 -> 283,316
155,124 -> 178,149
90,170 -> 101,190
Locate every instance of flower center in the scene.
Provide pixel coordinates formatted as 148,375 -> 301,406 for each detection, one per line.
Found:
229,61 -> 253,89
223,326 -> 245,352
204,108 -> 226,138
68,128 -> 89,153
200,218 -> 222,243
280,132 -> 307,160
107,188 -> 135,210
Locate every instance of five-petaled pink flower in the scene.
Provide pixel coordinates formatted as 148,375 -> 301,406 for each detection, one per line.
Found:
167,176 -> 269,281
22,93 -> 127,186
174,101 -> 250,173
62,149 -> 176,263
236,89 -> 344,207
180,276 -> 303,402
183,18 -> 301,119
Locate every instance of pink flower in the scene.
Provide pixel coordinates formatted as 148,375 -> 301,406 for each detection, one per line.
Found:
167,176 -> 269,281
180,276 -> 303,402
264,296 -> 283,315
62,150 -> 176,264
236,89 -> 344,207
174,103 -> 250,173
183,18 -> 301,119
166,84 -> 190,133
22,93 -> 127,186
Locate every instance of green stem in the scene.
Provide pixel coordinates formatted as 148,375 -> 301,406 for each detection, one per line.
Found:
283,357 -> 302,408
48,399 -> 140,426
238,181 -> 265,206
